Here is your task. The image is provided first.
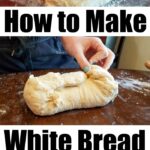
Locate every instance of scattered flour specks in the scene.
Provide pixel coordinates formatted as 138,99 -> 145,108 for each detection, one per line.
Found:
117,77 -> 150,96
0,105 -> 9,116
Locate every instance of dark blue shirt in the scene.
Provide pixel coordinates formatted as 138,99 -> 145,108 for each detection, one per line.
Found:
0,37 -> 79,74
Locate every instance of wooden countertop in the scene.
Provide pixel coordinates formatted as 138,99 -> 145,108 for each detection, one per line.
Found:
0,69 -> 149,125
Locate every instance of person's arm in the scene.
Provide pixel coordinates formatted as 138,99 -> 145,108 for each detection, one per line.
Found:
61,36 -> 115,71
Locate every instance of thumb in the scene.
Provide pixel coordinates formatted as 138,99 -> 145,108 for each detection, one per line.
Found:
75,52 -> 90,71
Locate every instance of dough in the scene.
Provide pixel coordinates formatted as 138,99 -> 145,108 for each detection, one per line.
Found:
44,0 -> 112,6
21,0 -> 112,6
23,65 -> 118,116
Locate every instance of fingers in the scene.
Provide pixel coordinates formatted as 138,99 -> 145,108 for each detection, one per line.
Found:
89,50 -> 108,64
89,38 -> 109,64
75,50 -> 90,70
74,38 -> 115,71
102,48 -> 115,70
63,37 -> 115,71
90,38 -> 108,53
145,60 -> 150,69
88,38 -> 115,70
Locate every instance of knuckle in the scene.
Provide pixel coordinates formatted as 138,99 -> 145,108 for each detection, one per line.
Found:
94,37 -> 103,44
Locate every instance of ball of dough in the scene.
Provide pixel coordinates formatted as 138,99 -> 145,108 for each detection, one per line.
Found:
23,65 -> 118,116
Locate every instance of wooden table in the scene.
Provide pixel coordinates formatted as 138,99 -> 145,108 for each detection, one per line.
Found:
0,69 -> 149,125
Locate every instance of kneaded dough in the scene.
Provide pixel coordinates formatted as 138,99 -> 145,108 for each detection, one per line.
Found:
23,65 -> 118,116
44,0 -> 112,6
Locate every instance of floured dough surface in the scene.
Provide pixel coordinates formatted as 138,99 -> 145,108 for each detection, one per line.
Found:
23,65 -> 118,116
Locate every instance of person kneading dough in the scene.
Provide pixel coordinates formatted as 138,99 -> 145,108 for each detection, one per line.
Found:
23,65 -> 118,116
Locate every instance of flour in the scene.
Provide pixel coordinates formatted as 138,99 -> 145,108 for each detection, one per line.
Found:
106,0 -> 150,6
117,77 -> 150,96
17,90 -> 24,95
0,104 -> 9,116
0,109 -> 7,115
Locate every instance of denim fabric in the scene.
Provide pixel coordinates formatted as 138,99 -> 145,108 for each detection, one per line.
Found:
0,37 -> 79,74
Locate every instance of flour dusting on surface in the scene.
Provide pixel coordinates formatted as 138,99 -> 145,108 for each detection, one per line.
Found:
0,105 -> 9,116
117,77 -> 150,96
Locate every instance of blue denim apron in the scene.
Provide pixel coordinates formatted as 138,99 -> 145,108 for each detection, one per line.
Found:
0,37 -> 79,74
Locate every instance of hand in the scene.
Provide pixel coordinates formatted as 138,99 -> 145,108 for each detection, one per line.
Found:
61,36 -> 115,71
